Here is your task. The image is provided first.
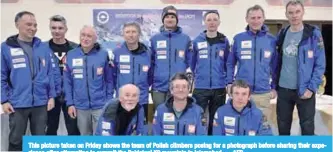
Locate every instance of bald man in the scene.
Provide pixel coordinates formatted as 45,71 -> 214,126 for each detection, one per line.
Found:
63,25 -> 114,135
95,84 -> 145,136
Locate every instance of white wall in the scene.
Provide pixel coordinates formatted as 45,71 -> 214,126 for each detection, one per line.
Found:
1,0 -> 332,42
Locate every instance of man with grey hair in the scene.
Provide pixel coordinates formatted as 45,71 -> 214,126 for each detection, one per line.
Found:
39,14 -> 80,135
95,84 -> 146,135
276,0 -> 326,135
111,22 -> 152,122
226,4 -> 278,132
63,25 -> 114,135
1,11 -> 56,151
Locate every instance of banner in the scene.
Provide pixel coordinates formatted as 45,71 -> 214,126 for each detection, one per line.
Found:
55,0 -> 125,3
1,0 -> 19,3
93,9 -> 214,50
266,0 -> 332,7
24,136 -> 332,152
160,0 -> 234,5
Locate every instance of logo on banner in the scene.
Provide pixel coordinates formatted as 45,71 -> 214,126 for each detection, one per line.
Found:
97,11 -> 109,24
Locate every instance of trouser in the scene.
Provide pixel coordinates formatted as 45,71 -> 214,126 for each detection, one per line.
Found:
277,87 -> 315,135
76,109 -> 103,135
192,88 -> 226,135
251,92 -> 272,131
151,91 -> 171,110
46,96 -> 80,135
8,105 -> 47,151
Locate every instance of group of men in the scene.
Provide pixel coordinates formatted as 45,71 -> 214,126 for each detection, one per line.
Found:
1,0 -> 326,151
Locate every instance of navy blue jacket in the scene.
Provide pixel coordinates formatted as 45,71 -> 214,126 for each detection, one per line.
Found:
191,31 -> 230,89
113,42 -> 152,105
152,96 -> 207,135
1,35 -> 56,108
63,44 -> 114,110
150,26 -> 192,92
276,24 -> 326,96
213,98 -> 272,136
95,99 -> 145,136
227,25 -> 278,93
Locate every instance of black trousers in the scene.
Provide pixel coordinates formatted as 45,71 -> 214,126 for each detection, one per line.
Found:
46,96 -> 80,135
8,105 -> 47,151
277,87 -> 316,135
192,88 -> 226,135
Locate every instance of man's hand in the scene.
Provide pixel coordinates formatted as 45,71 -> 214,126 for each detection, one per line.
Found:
2,102 -> 15,114
68,106 -> 77,119
47,98 -> 55,111
227,84 -> 232,97
270,89 -> 277,99
301,89 -> 313,99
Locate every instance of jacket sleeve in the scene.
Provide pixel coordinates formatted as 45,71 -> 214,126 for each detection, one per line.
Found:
257,113 -> 273,136
190,40 -> 198,73
270,37 -> 278,90
196,107 -> 207,135
105,53 -> 114,100
224,38 -> 231,84
226,37 -> 237,84
149,38 -> 156,86
1,44 -> 10,104
46,50 -> 56,99
185,37 -> 193,69
152,108 -> 163,135
212,111 -> 225,135
136,106 -> 146,135
63,56 -> 74,106
308,29 -> 326,93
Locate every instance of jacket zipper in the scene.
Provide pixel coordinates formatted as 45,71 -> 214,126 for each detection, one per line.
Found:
260,49 -> 263,63
168,33 -> 172,81
132,57 -> 135,84
85,55 -> 91,108
237,116 -> 241,135
174,49 -> 177,63
138,63 -> 141,75
23,51 -> 35,106
210,46 -> 212,88
253,34 -> 257,91
92,65 -> 95,80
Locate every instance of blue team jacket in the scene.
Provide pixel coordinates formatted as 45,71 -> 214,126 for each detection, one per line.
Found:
213,98 -> 272,136
191,31 -> 230,89
63,44 -> 113,110
226,25 -> 278,93
152,96 -> 207,135
1,35 -> 56,108
275,24 -> 326,96
150,26 -> 192,92
113,42 -> 152,105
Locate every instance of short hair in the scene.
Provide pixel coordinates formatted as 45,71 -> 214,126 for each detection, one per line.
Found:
15,11 -> 34,23
49,15 -> 67,25
246,5 -> 265,18
203,10 -> 220,20
122,22 -> 142,35
230,80 -> 251,94
169,73 -> 191,90
285,0 -> 304,10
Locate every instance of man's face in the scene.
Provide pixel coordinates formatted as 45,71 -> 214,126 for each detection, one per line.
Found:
231,86 -> 251,110
163,10 -> 177,29
123,25 -> 139,45
204,13 -> 220,32
50,21 -> 67,40
286,4 -> 304,26
170,79 -> 189,101
16,14 -> 37,40
246,9 -> 265,32
119,87 -> 139,111
79,27 -> 96,49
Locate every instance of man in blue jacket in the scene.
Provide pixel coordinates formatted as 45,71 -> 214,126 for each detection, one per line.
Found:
41,15 -> 80,135
152,73 -> 206,135
112,22 -> 152,121
191,10 -> 230,135
95,84 -> 145,136
150,5 -> 192,110
213,80 -> 272,136
1,11 -> 56,151
275,1 -> 326,135
226,5 -> 278,129
63,25 -> 114,135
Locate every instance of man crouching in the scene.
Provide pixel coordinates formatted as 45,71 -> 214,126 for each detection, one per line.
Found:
95,84 -> 145,135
